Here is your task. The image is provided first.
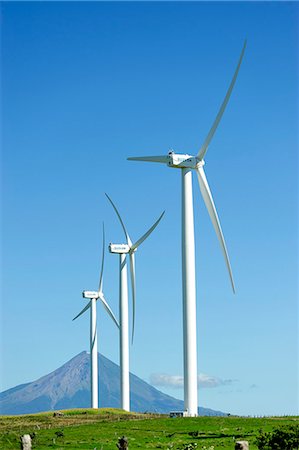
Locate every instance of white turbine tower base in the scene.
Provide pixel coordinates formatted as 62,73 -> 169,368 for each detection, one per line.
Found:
119,253 -> 130,411
127,41 -> 246,417
182,168 -> 198,416
73,223 -> 119,409
106,193 -> 164,412
90,297 -> 98,409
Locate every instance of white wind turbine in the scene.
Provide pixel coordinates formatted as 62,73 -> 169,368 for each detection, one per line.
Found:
73,223 -> 119,409
106,193 -> 164,412
127,42 -> 246,417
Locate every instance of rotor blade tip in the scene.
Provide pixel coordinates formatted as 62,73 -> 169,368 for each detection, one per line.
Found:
231,280 -> 236,294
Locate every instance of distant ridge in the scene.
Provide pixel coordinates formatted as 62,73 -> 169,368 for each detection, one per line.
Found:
0,352 -> 225,416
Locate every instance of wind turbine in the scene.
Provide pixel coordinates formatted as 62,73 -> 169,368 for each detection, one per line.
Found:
73,223 -> 119,409
127,42 -> 246,417
106,193 -> 164,411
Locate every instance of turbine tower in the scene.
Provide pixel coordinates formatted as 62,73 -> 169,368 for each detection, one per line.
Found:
127,42 -> 246,417
73,223 -> 119,409
106,193 -> 164,411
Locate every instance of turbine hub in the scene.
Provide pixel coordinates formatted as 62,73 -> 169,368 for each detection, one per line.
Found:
196,158 -> 205,168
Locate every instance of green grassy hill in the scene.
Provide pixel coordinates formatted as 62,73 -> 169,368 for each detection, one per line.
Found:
0,408 -> 298,449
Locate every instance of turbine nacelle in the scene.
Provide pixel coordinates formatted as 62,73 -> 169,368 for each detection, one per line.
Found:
109,243 -> 131,254
167,152 -> 204,169
127,152 -> 205,170
82,290 -> 99,299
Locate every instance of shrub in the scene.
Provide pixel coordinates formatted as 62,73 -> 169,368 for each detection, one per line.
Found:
55,430 -> 64,438
256,424 -> 299,450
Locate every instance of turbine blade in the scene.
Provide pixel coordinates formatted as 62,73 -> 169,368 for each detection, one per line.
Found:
131,211 -> 165,251
196,166 -> 235,293
91,322 -> 97,352
99,293 -> 119,328
105,193 -> 132,246
127,155 -> 169,163
98,222 -> 105,293
129,252 -> 136,343
72,301 -> 91,321
197,40 -> 246,161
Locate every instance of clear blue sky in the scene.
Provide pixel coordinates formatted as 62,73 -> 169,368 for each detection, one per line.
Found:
1,1 -> 298,417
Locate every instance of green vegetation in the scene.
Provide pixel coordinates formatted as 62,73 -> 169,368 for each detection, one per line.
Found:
0,408 -> 298,449
256,424 -> 299,449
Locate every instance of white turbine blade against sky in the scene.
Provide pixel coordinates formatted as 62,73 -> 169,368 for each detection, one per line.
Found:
197,40 -> 247,161
127,155 -> 169,163
73,301 -> 91,322
98,223 -> 105,293
130,211 -> 164,341
90,306 -> 97,352
99,293 -> 119,328
131,211 -> 165,251
196,166 -> 235,293
129,251 -> 136,343
105,193 -> 132,246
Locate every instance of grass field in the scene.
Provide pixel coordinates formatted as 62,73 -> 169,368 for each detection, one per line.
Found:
0,408 -> 298,449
